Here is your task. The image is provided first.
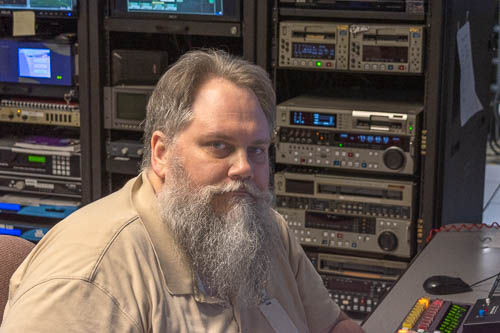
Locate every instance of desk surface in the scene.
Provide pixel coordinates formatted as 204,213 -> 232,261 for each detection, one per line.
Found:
361,227 -> 500,333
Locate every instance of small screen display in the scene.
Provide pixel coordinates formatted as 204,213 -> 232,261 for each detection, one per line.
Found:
292,43 -> 335,60
318,184 -> 403,200
305,211 -> 376,234
127,0 -> 223,16
336,133 -> 404,148
291,111 -> 336,128
362,45 -> 408,63
325,278 -> 372,293
116,92 -> 148,121
0,39 -> 73,86
18,48 -> 51,79
285,179 -> 314,195
0,0 -> 74,11
28,155 -> 46,164
306,212 -> 355,232
338,186 -> 402,200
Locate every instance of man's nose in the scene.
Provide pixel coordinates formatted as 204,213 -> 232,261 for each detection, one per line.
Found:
228,150 -> 253,181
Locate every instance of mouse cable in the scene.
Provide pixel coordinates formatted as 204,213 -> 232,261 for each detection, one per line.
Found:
488,273 -> 500,298
469,271 -> 500,288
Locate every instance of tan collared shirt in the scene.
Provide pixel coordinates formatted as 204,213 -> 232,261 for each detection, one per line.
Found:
0,173 -> 339,332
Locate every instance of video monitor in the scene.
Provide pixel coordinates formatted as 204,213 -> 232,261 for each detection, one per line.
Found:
0,39 -> 74,86
0,0 -> 78,18
111,0 -> 240,22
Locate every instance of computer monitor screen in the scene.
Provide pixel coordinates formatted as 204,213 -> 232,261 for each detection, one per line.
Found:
128,0 -> 222,16
0,0 -> 77,18
0,39 -> 74,86
18,48 -> 52,79
112,0 -> 240,21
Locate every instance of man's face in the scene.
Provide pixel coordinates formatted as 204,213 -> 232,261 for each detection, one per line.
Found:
164,77 -> 271,203
152,77 -> 276,304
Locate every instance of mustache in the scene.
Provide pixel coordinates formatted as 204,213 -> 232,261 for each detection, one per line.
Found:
200,180 -> 270,201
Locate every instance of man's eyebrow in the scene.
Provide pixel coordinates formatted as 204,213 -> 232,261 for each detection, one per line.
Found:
251,138 -> 271,145
202,133 -> 271,144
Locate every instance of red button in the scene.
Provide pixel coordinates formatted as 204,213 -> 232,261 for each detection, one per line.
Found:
399,65 -> 405,70
337,233 -> 343,239
348,152 -> 353,158
326,62 -> 332,67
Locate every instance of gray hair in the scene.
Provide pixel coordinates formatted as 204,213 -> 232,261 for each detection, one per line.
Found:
141,49 -> 276,170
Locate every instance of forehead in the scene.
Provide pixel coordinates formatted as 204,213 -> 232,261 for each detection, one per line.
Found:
187,78 -> 270,141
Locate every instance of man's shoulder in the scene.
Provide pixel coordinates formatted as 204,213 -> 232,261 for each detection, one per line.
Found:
4,176 -> 164,331
12,176 -> 151,290
61,175 -> 138,230
270,209 -> 292,246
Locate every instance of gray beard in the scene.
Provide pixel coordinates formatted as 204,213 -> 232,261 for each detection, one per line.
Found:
156,160 -> 279,307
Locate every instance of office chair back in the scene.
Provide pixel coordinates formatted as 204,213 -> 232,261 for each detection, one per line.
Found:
0,236 -> 35,322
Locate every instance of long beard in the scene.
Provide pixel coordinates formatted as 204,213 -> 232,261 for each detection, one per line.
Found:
156,159 -> 278,307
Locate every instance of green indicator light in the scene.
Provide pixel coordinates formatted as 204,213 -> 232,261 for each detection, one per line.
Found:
209,0 -> 214,3
339,143 -> 343,147
409,126 -> 413,131
28,155 -> 46,164
316,61 -> 322,67
56,75 -> 62,80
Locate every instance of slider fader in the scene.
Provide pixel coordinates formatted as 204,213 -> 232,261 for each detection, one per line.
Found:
396,297 -> 471,333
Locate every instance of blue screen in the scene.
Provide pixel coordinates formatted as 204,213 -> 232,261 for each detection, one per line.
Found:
0,228 -> 22,236
291,111 -> 336,128
292,43 -> 335,60
18,48 -> 52,79
0,39 -> 73,86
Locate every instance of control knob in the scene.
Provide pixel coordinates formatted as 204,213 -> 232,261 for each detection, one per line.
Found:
121,147 -> 129,156
136,148 -> 144,157
13,180 -> 25,190
383,147 -> 405,170
378,231 -> 398,252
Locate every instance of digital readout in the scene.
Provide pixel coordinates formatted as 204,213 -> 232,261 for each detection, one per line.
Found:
291,111 -> 336,128
292,43 -> 335,60
362,45 -> 408,63
336,133 -> 403,147
28,155 -> 46,164
318,184 -> 403,200
324,277 -> 372,294
305,211 -> 376,234
321,259 -> 396,278
286,179 -> 314,195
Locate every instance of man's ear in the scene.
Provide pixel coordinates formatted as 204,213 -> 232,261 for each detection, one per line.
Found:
150,130 -> 170,180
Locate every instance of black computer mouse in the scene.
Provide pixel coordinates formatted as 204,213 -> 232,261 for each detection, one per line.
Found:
423,275 -> 472,295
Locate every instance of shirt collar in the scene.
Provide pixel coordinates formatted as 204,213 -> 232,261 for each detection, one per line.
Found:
131,172 -> 223,304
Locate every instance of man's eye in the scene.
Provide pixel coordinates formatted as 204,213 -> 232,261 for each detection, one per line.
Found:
249,146 -> 265,155
211,142 -> 227,150
207,142 -> 232,157
249,147 -> 268,164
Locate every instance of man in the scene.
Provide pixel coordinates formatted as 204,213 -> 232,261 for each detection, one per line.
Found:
1,50 -> 365,332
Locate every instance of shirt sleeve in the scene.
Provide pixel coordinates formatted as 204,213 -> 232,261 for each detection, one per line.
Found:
0,278 -> 142,333
277,213 -> 341,333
